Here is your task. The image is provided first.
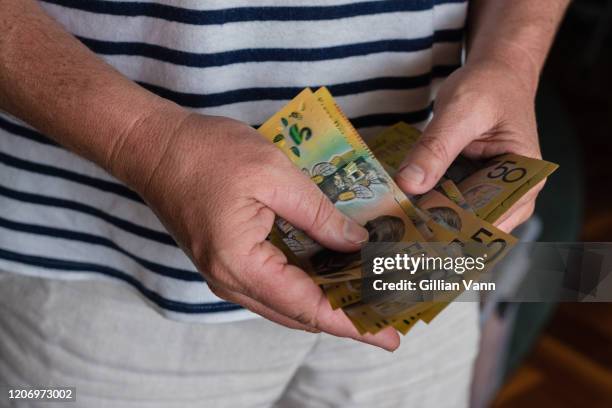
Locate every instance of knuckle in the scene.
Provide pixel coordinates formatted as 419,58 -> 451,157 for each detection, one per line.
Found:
309,194 -> 335,232
448,87 -> 500,124
293,311 -> 318,328
205,259 -> 226,282
256,181 -> 290,209
292,293 -> 324,329
208,284 -> 230,301
449,86 -> 480,108
204,258 -> 240,292
419,136 -> 450,167
473,91 -> 497,113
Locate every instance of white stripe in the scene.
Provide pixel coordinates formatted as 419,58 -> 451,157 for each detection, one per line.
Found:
101,42 -> 462,95
433,2 -> 468,30
178,85 -> 439,126
335,85 -> 437,117
0,258 -> 254,322
0,220 -> 213,304
42,3 -> 466,53
0,133 -> 164,229
0,146 -> 166,232
3,0 -> 465,321
48,0 -> 387,10
0,113 -> 122,183
157,306 -> 255,323
0,173 -> 195,271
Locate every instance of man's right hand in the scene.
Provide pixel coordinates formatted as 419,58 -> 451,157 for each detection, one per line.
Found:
122,113 -> 400,351
0,0 -> 399,350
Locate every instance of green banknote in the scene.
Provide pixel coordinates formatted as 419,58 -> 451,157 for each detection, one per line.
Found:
258,89 -> 426,284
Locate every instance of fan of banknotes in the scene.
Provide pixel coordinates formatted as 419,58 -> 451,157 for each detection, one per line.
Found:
258,88 -> 558,336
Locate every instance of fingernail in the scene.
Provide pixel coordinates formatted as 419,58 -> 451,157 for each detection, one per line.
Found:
343,219 -> 369,244
397,164 -> 425,186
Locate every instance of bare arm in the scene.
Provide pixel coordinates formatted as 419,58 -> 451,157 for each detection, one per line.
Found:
0,0 -> 395,349
0,0 -> 185,190
466,0 -> 570,94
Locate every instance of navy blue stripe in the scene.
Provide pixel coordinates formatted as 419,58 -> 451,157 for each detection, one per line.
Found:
351,102 -> 434,128
139,64 -> 459,108
0,247 -> 240,313
330,64 -> 458,95
78,30 -> 463,69
0,216 -> 202,282
42,0 -> 466,25
0,184 -> 177,247
0,116 -> 57,146
0,150 -> 143,204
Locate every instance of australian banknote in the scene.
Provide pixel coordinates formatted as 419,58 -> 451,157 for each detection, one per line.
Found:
258,89 -> 427,284
260,92 -> 557,336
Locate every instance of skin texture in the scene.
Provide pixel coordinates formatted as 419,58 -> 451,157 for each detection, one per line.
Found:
0,0 -> 568,350
134,114 -> 398,349
396,0 -> 570,233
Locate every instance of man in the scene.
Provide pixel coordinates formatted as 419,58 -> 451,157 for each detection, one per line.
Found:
0,1 -> 568,406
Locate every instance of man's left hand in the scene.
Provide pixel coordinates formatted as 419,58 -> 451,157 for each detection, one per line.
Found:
395,60 -> 546,232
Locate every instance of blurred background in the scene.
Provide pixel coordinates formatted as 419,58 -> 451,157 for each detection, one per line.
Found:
478,0 -> 612,406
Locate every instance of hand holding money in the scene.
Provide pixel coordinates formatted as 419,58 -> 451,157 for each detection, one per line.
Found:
395,61 -> 544,232
135,113 -> 400,350
258,88 -> 557,340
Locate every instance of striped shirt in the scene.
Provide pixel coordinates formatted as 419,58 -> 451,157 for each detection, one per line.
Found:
0,0 -> 467,322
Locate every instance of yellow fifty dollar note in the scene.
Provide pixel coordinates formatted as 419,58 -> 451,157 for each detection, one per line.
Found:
437,178 -> 475,214
418,189 -> 518,263
413,189 -> 519,323
458,154 -> 558,223
370,123 -> 559,224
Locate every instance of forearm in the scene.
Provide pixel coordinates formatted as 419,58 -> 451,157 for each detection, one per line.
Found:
466,0 -> 570,94
0,0 -> 186,190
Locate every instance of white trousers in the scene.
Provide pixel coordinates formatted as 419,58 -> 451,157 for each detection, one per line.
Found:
0,272 -> 479,408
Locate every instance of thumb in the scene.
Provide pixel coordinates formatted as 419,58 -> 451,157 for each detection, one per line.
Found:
395,104 -> 482,194
259,169 -> 368,253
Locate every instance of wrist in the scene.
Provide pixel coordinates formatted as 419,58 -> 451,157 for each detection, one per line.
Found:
464,46 -> 540,99
104,99 -> 191,195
